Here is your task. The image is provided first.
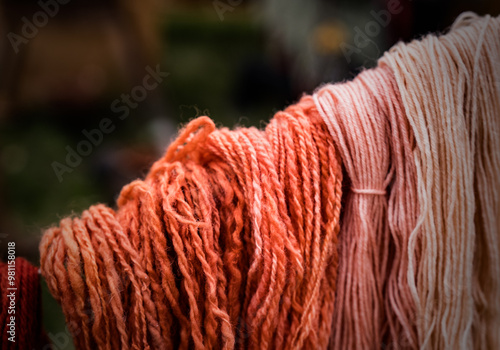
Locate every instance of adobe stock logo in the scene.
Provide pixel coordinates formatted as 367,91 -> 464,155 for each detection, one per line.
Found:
51,65 -> 169,183
340,0 -> 404,64
7,0 -> 71,54
212,0 -> 243,21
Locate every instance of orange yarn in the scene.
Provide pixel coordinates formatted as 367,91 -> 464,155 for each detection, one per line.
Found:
39,14 -> 500,350
40,96 -> 343,349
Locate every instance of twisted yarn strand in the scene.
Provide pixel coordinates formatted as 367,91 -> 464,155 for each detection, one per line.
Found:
40,97 -> 343,349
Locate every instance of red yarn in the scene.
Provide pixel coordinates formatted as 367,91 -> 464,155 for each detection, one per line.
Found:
0,257 -> 43,349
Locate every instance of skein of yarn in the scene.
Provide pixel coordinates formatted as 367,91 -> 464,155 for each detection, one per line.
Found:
0,258 -> 44,349
39,12 -> 500,350
380,12 -> 500,349
313,64 -> 418,350
40,97 -> 343,349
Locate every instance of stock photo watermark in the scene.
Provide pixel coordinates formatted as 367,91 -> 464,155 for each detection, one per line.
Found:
5,242 -> 16,343
213,0 -> 243,21
51,64 -> 169,183
340,0 -> 404,64
7,0 -> 72,54
38,319 -> 81,350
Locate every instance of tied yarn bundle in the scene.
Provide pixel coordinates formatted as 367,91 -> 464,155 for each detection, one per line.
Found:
39,12 -> 500,350
40,98 -> 344,349
314,64 -> 418,349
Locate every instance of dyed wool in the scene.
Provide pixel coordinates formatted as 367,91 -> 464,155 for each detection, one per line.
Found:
40,98 -> 343,349
314,64 -> 418,350
0,258 -> 44,349
39,12 -> 500,350
380,13 -> 500,349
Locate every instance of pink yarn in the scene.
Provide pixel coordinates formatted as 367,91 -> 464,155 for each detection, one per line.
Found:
314,65 -> 418,349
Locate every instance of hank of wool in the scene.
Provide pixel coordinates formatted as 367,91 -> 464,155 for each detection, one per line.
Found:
312,13 -> 500,350
313,64 -> 418,350
40,97 -> 343,349
0,258 -> 44,349
380,13 -> 500,349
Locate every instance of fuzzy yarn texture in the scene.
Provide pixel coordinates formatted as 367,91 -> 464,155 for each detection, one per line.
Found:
314,64 -> 418,350
39,12 -> 500,350
379,13 -> 500,349
40,97 -> 343,349
0,258 -> 43,349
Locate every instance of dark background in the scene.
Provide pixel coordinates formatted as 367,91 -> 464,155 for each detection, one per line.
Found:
0,0 -> 498,348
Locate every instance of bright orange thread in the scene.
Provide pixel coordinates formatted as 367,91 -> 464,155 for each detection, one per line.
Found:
40,96 -> 343,349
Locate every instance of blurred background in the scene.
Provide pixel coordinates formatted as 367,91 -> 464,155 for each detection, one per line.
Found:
0,0 -> 498,348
